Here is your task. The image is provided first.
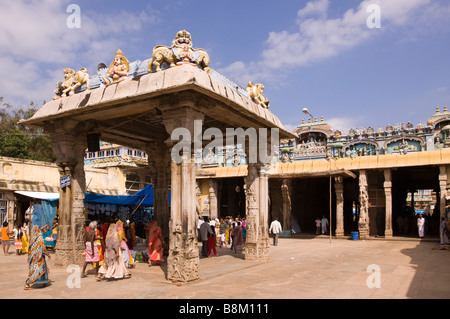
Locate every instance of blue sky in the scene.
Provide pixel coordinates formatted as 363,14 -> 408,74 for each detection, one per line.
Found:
0,0 -> 449,134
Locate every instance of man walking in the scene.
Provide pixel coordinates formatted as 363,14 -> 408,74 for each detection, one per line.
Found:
199,217 -> 213,257
269,218 -> 282,246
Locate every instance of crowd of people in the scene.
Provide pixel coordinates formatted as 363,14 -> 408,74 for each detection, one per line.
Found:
0,215 -> 166,290
197,216 -> 247,258
2,212 -> 289,291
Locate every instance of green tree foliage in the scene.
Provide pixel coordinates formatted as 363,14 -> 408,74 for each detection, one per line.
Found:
0,98 -> 56,162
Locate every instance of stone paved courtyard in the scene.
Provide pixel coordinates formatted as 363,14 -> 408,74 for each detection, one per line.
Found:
1,236 -> 449,301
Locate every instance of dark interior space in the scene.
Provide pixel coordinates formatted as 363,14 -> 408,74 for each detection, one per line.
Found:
392,166 -> 440,237
218,177 -> 245,218
292,177 -> 335,234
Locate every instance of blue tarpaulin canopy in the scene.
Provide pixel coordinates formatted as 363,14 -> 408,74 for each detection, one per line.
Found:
84,184 -> 170,206
84,184 -> 155,206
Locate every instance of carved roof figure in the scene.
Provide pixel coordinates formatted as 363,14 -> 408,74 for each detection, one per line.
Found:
150,30 -> 210,73
247,81 -> 270,109
102,49 -> 130,86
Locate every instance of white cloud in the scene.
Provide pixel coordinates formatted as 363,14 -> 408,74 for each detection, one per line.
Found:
282,123 -> 299,134
219,0 -> 432,86
327,117 -> 362,134
0,0 -> 157,106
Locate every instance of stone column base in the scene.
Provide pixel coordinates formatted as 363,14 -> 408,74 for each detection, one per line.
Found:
335,230 -> 344,239
244,242 -> 270,262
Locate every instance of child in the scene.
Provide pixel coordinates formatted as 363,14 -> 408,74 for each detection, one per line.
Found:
207,225 -> 218,257
21,222 -> 29,254
1,222 -> 11,256
13,224 -> 23,255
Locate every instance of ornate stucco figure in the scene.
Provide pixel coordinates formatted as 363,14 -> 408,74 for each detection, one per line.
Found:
247,81 -> 270,109
53,68 -> 90,99
102,49 -> 130,85
149,30 -> 210,73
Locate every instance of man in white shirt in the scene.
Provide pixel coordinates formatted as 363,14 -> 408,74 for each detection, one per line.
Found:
269,218 -> 282,246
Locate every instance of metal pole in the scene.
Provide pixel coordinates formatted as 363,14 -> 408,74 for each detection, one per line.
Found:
329,175 -> 332,243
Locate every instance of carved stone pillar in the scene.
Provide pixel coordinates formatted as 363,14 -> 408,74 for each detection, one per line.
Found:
147,141 -> 171,238
162,108 -> 204,282
258,165 -> 270,259
281,179 -> 292,233
49,122 -> 88,267
439,165 -> 447,220
208,179 -> 219,220
244,163 -> 270,262
358,170 -> 370,239
384,169 -> 393,238
334,176 -> 344,238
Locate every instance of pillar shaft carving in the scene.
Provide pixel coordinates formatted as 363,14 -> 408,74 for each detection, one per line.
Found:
244,163 -> 270,262
334,176 -> 344,238
281,179 -> 292,232
384,169 -> 393,238
208,179 -> 219,220
162,109 -> 203,282
147,141 -> 171,238
358,170 -> 370,239
49,122 -> 88,266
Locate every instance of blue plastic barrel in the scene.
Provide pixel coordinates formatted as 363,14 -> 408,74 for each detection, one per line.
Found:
351,231 -> 359,240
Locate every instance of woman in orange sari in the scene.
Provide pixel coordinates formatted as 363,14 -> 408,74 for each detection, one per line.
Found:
147,220 -> 163,266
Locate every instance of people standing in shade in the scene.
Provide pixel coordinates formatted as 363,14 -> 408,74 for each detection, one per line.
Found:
417,214 -> 425,238
1,222 -> 11,256
42,225 -> 55,251
440,217 -> 449,245
21,222 -> 30,254
95,221 -> 104,268
219,218 -> 228,248
148,220 -> 163,266
117,220 -> 134,268
82,221 -> 100,278
241,218 -> 247,246
315,218 -> 321,235
52,218 -> 58,246
232,221 -> 244,253
269,218 -> 282,246
199,216 -> 213,257
96,223 -> 131,281
24,225 -> 51,290
321,216 -> 329,235
13,224 -> 23,255
207,225 -> 218,257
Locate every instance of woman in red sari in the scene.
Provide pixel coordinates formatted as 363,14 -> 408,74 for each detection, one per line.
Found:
147,220 -> 163,266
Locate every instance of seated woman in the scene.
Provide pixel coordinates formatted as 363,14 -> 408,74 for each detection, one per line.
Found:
42,225 -> 55,251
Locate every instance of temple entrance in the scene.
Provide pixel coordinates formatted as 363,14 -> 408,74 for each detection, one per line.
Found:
343,176 -> 359,235
219,177 -> 245,218
392,166 -> 440,237
292,177 -> 335,235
